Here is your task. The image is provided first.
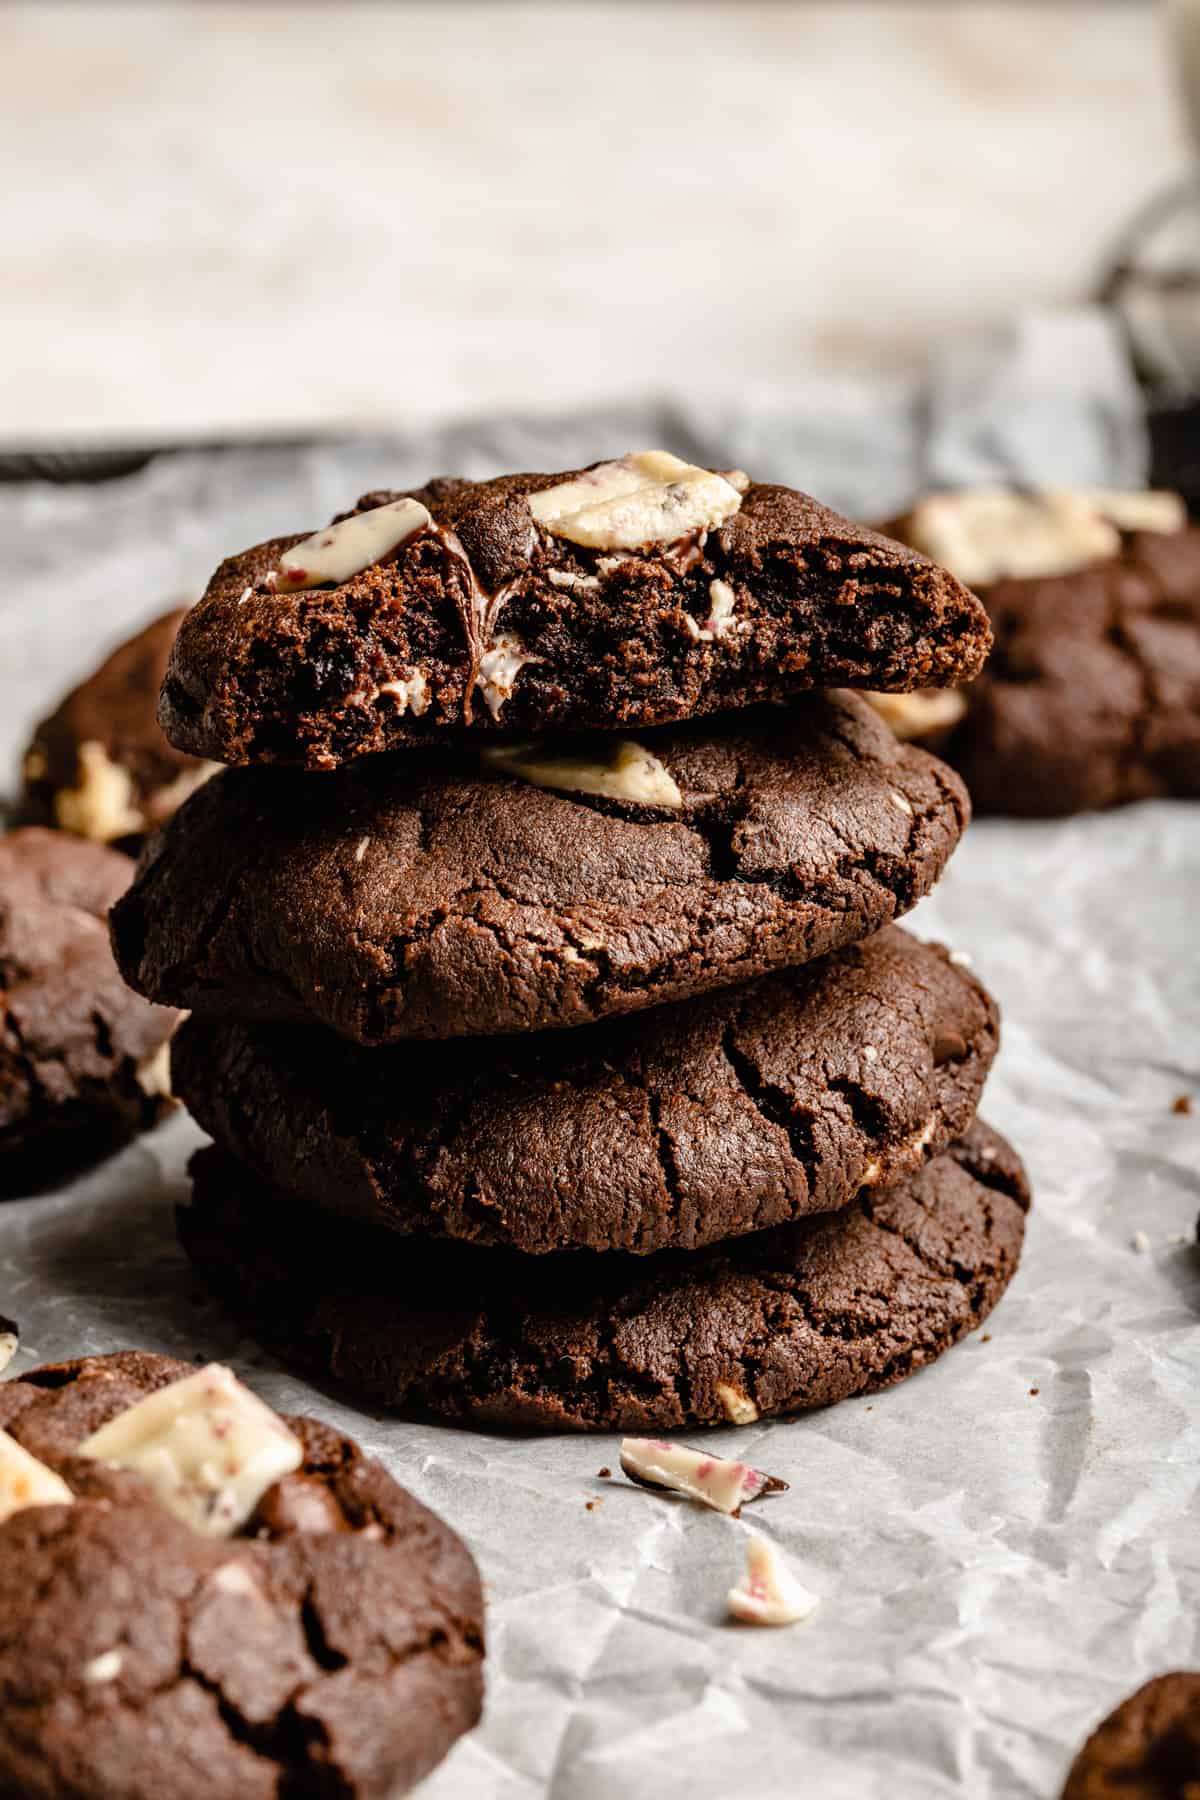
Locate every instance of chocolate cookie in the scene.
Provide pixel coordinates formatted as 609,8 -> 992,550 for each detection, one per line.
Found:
171,926 -> 998,1256
0,1351 -> 484,1798
881,489 -> 1200,814
178,1119 -> 1029,1432
0,829 -> 179,1191
159,454 -> 990,770
20,609 -> 216,849
1061,1672 -> 1200,1799
112,691 -> 969,1042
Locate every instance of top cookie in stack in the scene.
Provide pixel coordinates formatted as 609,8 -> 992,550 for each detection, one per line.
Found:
114,453 -> 1028,1433
158,451 -> 990,768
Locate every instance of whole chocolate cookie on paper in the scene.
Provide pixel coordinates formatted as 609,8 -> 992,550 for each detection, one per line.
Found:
0,1351 -> 484,1799
171,926 -> 998,1256
0,829 -> 178,1191
112,691 -> 969,1042
20,608 -> 217,850
876,487 -> 1200,814
1061,1672 -> 1200,1799
178,1119 -> 1030,1433
158,452 -> 991,769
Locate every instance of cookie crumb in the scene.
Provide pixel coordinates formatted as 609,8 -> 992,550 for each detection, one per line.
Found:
597,1467 -> 611,1479
981,1333 -> 992,1343
1029,1387 -> 1040,1397
1132,1230 -> 1151,1254
1173,1094 -> 1193,1115
585,1500 -> 596,1512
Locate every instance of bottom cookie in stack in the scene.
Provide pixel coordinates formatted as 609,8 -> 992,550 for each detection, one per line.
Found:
179,1119 -> 1028,1433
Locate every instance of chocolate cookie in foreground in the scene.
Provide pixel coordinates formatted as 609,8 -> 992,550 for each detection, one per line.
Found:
113,691 -> 969,1042
0,829 -> 179,1191
20,609 -> 217,849
178,1119 -> 1029,1432
877,487 -> 1200,814
1061,1672 -> 1200,1799
159,453 -> 991,769
171,927 -> 998,1256
0,1351 -> 484,1798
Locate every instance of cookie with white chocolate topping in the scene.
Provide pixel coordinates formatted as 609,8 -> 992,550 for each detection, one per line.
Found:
0,1350 -> 485,1799
159,454 -> 991,769
876,487 -> 1200,814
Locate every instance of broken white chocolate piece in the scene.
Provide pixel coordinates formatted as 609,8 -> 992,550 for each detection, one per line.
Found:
547,568 -> 601,592
377,669 -> 431,715
715,1383 -> 760,1425
476,633 -> 541,720
863,688 -> 968,741
268,496 -> 432,593
1072,487 -> 1186,536
80,1363 -> 302,1539
0,1428 -> 73,1525
904,489 -> 1121,586
683,579 -> 743,644
482,737 -> 683,809
54,742 -> 145,843
722,468 -> 751,494
727,1533 -> 819,1628
620,1437 -> 787,1516
0,1316 -> 17,1376
529,451 -> 743,550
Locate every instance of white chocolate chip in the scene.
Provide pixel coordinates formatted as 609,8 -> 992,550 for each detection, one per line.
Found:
948,948 -> 973,967
1132,1230 -> 1151,1254
353,836 -> 370,864
482,737 -> 683,809
377,669 -> 430,716
0,1428 -> 73,1525
728,1533 -> 819,1628
862,1044 -> 878,1063
890,790 -> 914,817
80,1364 -> 302,1539
528,451 -> 743,550
82,1649 -> 124,1684
210,1560 -> 261,1597
864,689 -> 968,741
620,1438 -> 786,1515
715,1383 -> 760,1425
0,1327 -> 16,1376
269,496 -> 432,593
902,488 -> 1142,586
54,742 -> 145,843
135,1040 -> 174,1102
1072,488 -> 1186,535
683,579 -> 743,644
476,633 -> 540,720
547,568 -> 601,592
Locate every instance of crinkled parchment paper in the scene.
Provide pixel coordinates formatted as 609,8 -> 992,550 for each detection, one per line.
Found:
0,310 -> 1196,1799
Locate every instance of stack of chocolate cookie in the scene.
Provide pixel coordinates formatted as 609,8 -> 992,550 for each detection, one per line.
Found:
112,452 -> 1031,1432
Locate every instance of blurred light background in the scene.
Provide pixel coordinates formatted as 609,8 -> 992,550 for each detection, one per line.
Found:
0,1 -> 1190,443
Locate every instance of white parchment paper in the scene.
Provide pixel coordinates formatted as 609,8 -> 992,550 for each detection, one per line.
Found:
0,310 -> 1196,1800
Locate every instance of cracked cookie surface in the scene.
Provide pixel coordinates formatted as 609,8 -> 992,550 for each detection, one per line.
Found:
159,467 -> 990,770
178,1120 -> 1029,1432
884,517 -> 1200,815
0,830 -> 179,1191
20,609 -> 214,851
1061,1672 -> 1200,1799
0,1350 -> 484,1798
170,926 -> 999,1256
112,692 -> 969,1042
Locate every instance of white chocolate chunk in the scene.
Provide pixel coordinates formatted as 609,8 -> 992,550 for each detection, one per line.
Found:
1072,488 -> 1186,536
378,669 -> 431,715
863,688 -> 968,741
269,497 -> 432,593
210,1560 -> 262,1598
135,1039 -> 174,1101
0,1428 -> 73,1525
0,1320 -> 17,1375
80,1364 -> 302,1539
620,1438 -> 786,1516
54,742 -> 145,843
723,468 -> 751,495
728,1533 -> 819,1628
529,451 -> 743,550
482,737 -> 683,809
82,1650 -> 124,1684
547,568 -> 601,592
904,489 -> 1121,585
715,1383 -> 760,1425
476,633 -> 540,720
890,789 -> 914,818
